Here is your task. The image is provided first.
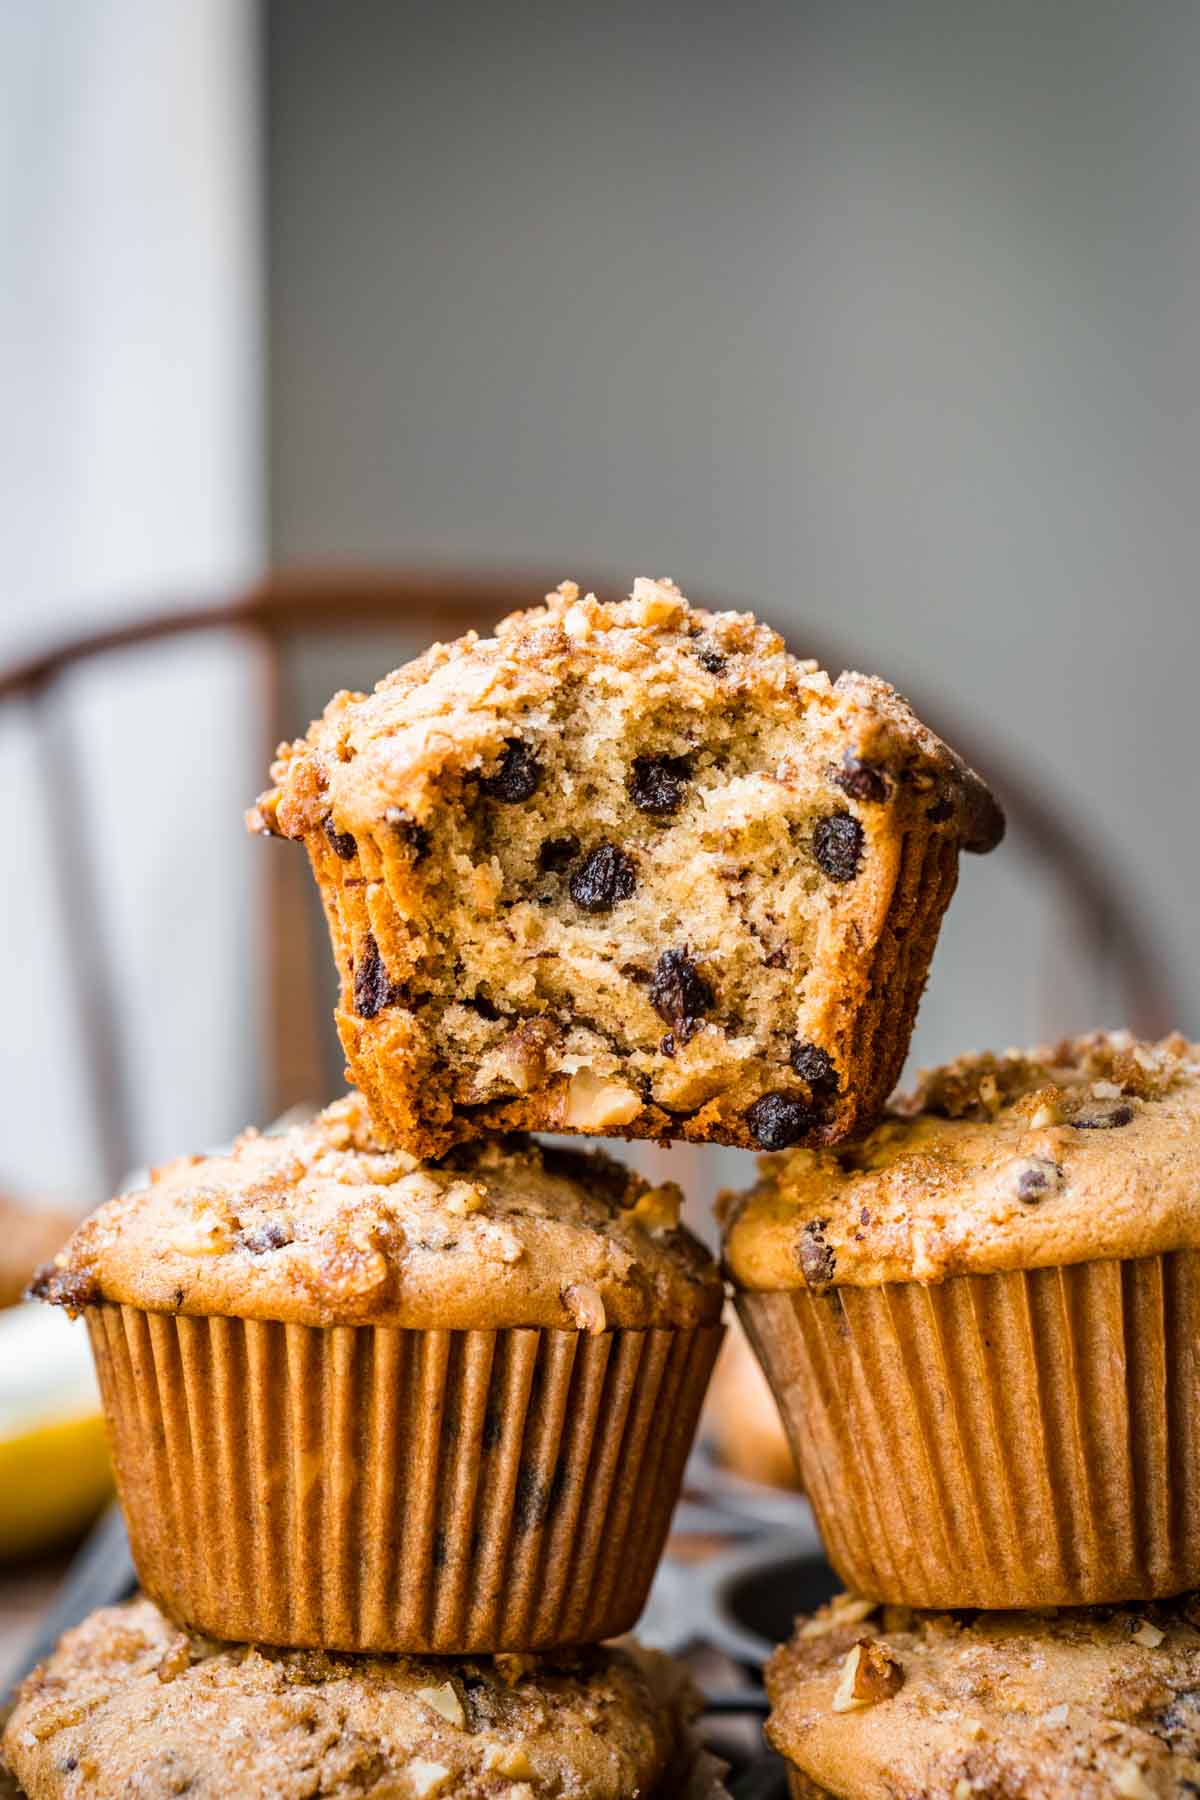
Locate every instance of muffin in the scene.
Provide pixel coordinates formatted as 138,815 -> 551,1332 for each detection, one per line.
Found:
2,1596 -> 731,1799
249,576 -> 1002,1159
721,1031 -> 1200,1608
765,1588 -> 1200,1798
31,1096 -> 723,1652
0,1192 -> 76,1310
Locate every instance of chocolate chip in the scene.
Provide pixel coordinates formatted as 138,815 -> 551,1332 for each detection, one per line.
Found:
628,754 -> 691,816
466,993 -> 501,1022
648,948 -> 714,1042
764,947 -> 789,969
241,1220 -> 293,1253
660,1032 -> 676,1058
481,738 -> 541,802
1070,1103 -> 1134,1130
695,642 -> 726,673
569,843 -> 637,912
354,934 -> 397,1018
383,805 -> 430,861
1015,1157 -> 1063,1203
926,794 -> 954,824
323,816 -> 357,860
747,1092 -> 818,1149
813,812 -> 864,882
834,755 -> 889,805
797,1220 -> 836,1290
538,834 -> 579,871
790,1042 -> 839,1096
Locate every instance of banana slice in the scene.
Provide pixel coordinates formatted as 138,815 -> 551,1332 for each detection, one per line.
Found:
0,1305 -> 112,1558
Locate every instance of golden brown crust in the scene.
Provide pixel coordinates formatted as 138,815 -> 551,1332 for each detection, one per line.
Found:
2,1597 -> 725,1799
766,1590 -> 1200,1799
250,578 -> 1002,1159
32,1095 -> 722,1332
722,1031 -> 1200,1291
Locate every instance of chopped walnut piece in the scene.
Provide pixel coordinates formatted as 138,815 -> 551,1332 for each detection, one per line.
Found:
800,1594 -> 879,1638
155,1634 -> 191,1683
1112,1759 -> 1156,1800
562,1071 -> 641,1130
416,1683 -> 465,1728
408,1760 -> 452,1798
442,1181 -> 487,1218
562,1281 -> 607,1334
483,1744 -> 534,1778
831,1639 -> 904,1712
494,1019 -> 559,1094
1131,1619 -> 1165,1648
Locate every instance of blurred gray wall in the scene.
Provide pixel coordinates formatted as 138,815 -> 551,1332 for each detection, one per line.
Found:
268,0 -> 1200,1068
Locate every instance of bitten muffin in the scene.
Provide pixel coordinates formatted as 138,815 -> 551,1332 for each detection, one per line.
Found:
32,1097 -> 723,1653
721,1031 -> 1200,1608
765,1588 -> 1200,1799
2,1597 -> 730,1799
250,577 -> 1002,1159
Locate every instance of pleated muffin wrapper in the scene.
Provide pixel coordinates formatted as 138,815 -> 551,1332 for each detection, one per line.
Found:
737,1250 -> 1200,1609
87,1304 -> 722,1653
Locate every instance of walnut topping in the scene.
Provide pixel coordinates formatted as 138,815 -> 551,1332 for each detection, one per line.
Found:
408,1760 -> 452,1798
1131,1619 -> 1166,1648
155,1634 -> 191,1683
1112,1759 -> 1156,1799
416,1683 -> 465,1728
474,1221 -> 525,1265
443,1182 -> 487,1218
800,1594 -> 878,1638
629,575 -> 685,628
483,1744 -> 534,1778
831,1639 -> 904,1712
563,1071 -> 642,1130
562,1282 -> 607,1334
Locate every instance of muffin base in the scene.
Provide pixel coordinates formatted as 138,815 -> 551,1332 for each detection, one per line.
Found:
738,1251 -> 1200,1608
88,1306 -> 721,1651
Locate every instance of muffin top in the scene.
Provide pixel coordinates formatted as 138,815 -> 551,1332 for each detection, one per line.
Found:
721,1031 -> 1200,1290
765,1589 -> 1200,1799
2,1597 -> 728,1800
30,1095 -> 722,1331
250,578 -> 1002,855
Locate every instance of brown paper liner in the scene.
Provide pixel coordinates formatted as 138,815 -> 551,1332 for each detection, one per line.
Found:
738,1252 -> 1200,1608
87,1306 -> 721,1652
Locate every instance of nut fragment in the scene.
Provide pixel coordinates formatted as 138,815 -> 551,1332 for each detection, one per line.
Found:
1131,1619 -> 1165,1648
1112,1760 -> 1156,1800
483,1745 -> 534,1778
562,1281 -> 607,1334
629,575 -> 685,627
416,1683 -> 465,1728
155,1634 -> 191,1683
563,1070 -> 641,1130
408,1761 -> 451,1798
831,1639 -> 904,1713
799,1594 -> 878,1638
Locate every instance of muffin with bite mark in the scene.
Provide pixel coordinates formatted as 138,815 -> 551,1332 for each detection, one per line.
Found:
2,1596 -> 731,1799
722,1031 -> 1200,1609
32,1095 -> 723,1654
250,577 -> 1002,1159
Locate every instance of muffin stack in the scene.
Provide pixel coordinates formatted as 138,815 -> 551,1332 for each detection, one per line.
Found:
722,1031 -> 1200,1795
8,577 -> 1007,1798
